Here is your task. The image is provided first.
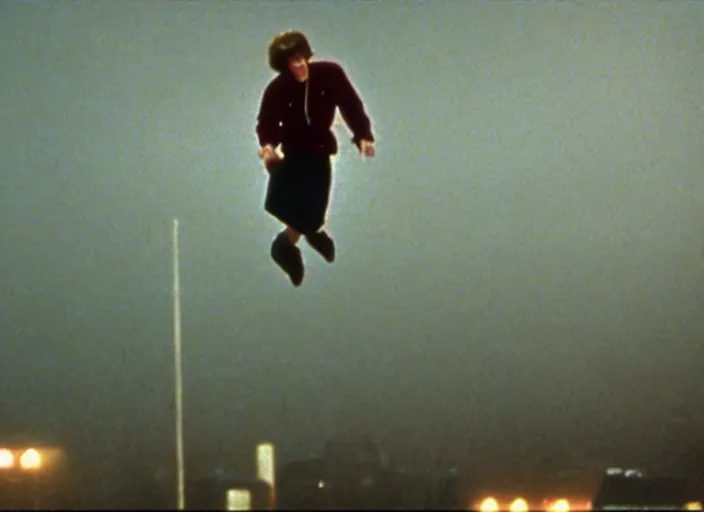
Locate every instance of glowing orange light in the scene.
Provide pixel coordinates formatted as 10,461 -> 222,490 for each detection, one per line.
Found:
549,498 -> 570,512
510,497 -> 529,512
479,497 -> 499,512
20,448 -> 41,470
0,449 -> 14,469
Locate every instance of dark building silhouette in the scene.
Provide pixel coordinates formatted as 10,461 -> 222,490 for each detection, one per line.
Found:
429,469 -> 461,509
276,457 -> 330,510
187,475 -> 272,510
592,471 -> 703,510
277,436 -> 402,510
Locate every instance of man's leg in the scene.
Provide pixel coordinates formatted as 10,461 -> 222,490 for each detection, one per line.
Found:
284,226 -> 301,245
271,225 -> 304,286
304,227 -> 335,263
302,156 -> 335,263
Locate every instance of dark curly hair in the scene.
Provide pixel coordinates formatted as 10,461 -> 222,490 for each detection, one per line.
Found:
268,30 -> 314,73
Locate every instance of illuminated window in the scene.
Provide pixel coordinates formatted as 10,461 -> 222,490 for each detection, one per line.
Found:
256,443 -> 275,487
226,489 -> 251,511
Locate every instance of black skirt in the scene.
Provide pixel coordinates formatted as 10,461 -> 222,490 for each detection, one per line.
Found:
264,153 -> 332,234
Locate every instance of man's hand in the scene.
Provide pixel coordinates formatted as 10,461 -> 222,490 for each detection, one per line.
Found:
258,144 -> 283,170
359,139 -> 375,158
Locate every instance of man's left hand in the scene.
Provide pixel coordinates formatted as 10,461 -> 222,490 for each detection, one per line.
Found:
359,139 -> 375,158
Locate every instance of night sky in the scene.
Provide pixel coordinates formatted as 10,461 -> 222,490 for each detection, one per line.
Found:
1,0 -> 703,482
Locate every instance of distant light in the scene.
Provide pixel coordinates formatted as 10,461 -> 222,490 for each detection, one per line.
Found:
549,498 -> 570,512
685,502 -> 703,511
318,480 -> 325,489
20,448 -> 41,470
0,449 -> 14,469
510,497 -> 529,512
225,489 -> 251,511
256,443 -> 275,488
479,497 -> 499,512
606,467 -> 623,475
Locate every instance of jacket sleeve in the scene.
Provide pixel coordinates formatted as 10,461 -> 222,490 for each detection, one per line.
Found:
333,64 -> 374,149
255,82 -> 282,148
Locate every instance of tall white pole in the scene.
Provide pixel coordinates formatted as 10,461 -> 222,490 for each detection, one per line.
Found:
173,218 -> 186,510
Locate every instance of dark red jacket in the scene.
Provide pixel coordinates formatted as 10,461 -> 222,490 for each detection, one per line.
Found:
256,60 -> 375,156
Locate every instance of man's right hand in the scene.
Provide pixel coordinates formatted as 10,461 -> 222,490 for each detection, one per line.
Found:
258,144 -> 283,171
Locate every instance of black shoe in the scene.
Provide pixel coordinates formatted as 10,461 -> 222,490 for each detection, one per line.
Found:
305,230 -> 335,263
271,233 -> 304,286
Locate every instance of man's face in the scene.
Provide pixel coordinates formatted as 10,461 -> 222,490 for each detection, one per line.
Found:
287,54 -> 309,82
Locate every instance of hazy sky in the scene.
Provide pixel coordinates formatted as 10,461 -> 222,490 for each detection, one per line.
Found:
1,0 -> 703,479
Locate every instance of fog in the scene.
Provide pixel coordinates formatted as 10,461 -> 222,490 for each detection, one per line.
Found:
1,0 -> 702,485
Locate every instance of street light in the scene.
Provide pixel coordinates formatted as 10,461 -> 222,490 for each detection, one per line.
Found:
479,497 -> 499,512
549,498 -> 570,512
510,497 -> 529,512
20,448 -> 41,470
0,449 -> 14,469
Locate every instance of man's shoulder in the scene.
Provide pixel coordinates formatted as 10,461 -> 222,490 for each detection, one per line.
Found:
264,72 -> 286,90
310,60 -> 345,76
261,61 -> 344,94
310,60 -> 342,70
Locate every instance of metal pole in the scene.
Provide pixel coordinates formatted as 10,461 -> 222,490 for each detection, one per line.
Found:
173,218 -> 186,510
